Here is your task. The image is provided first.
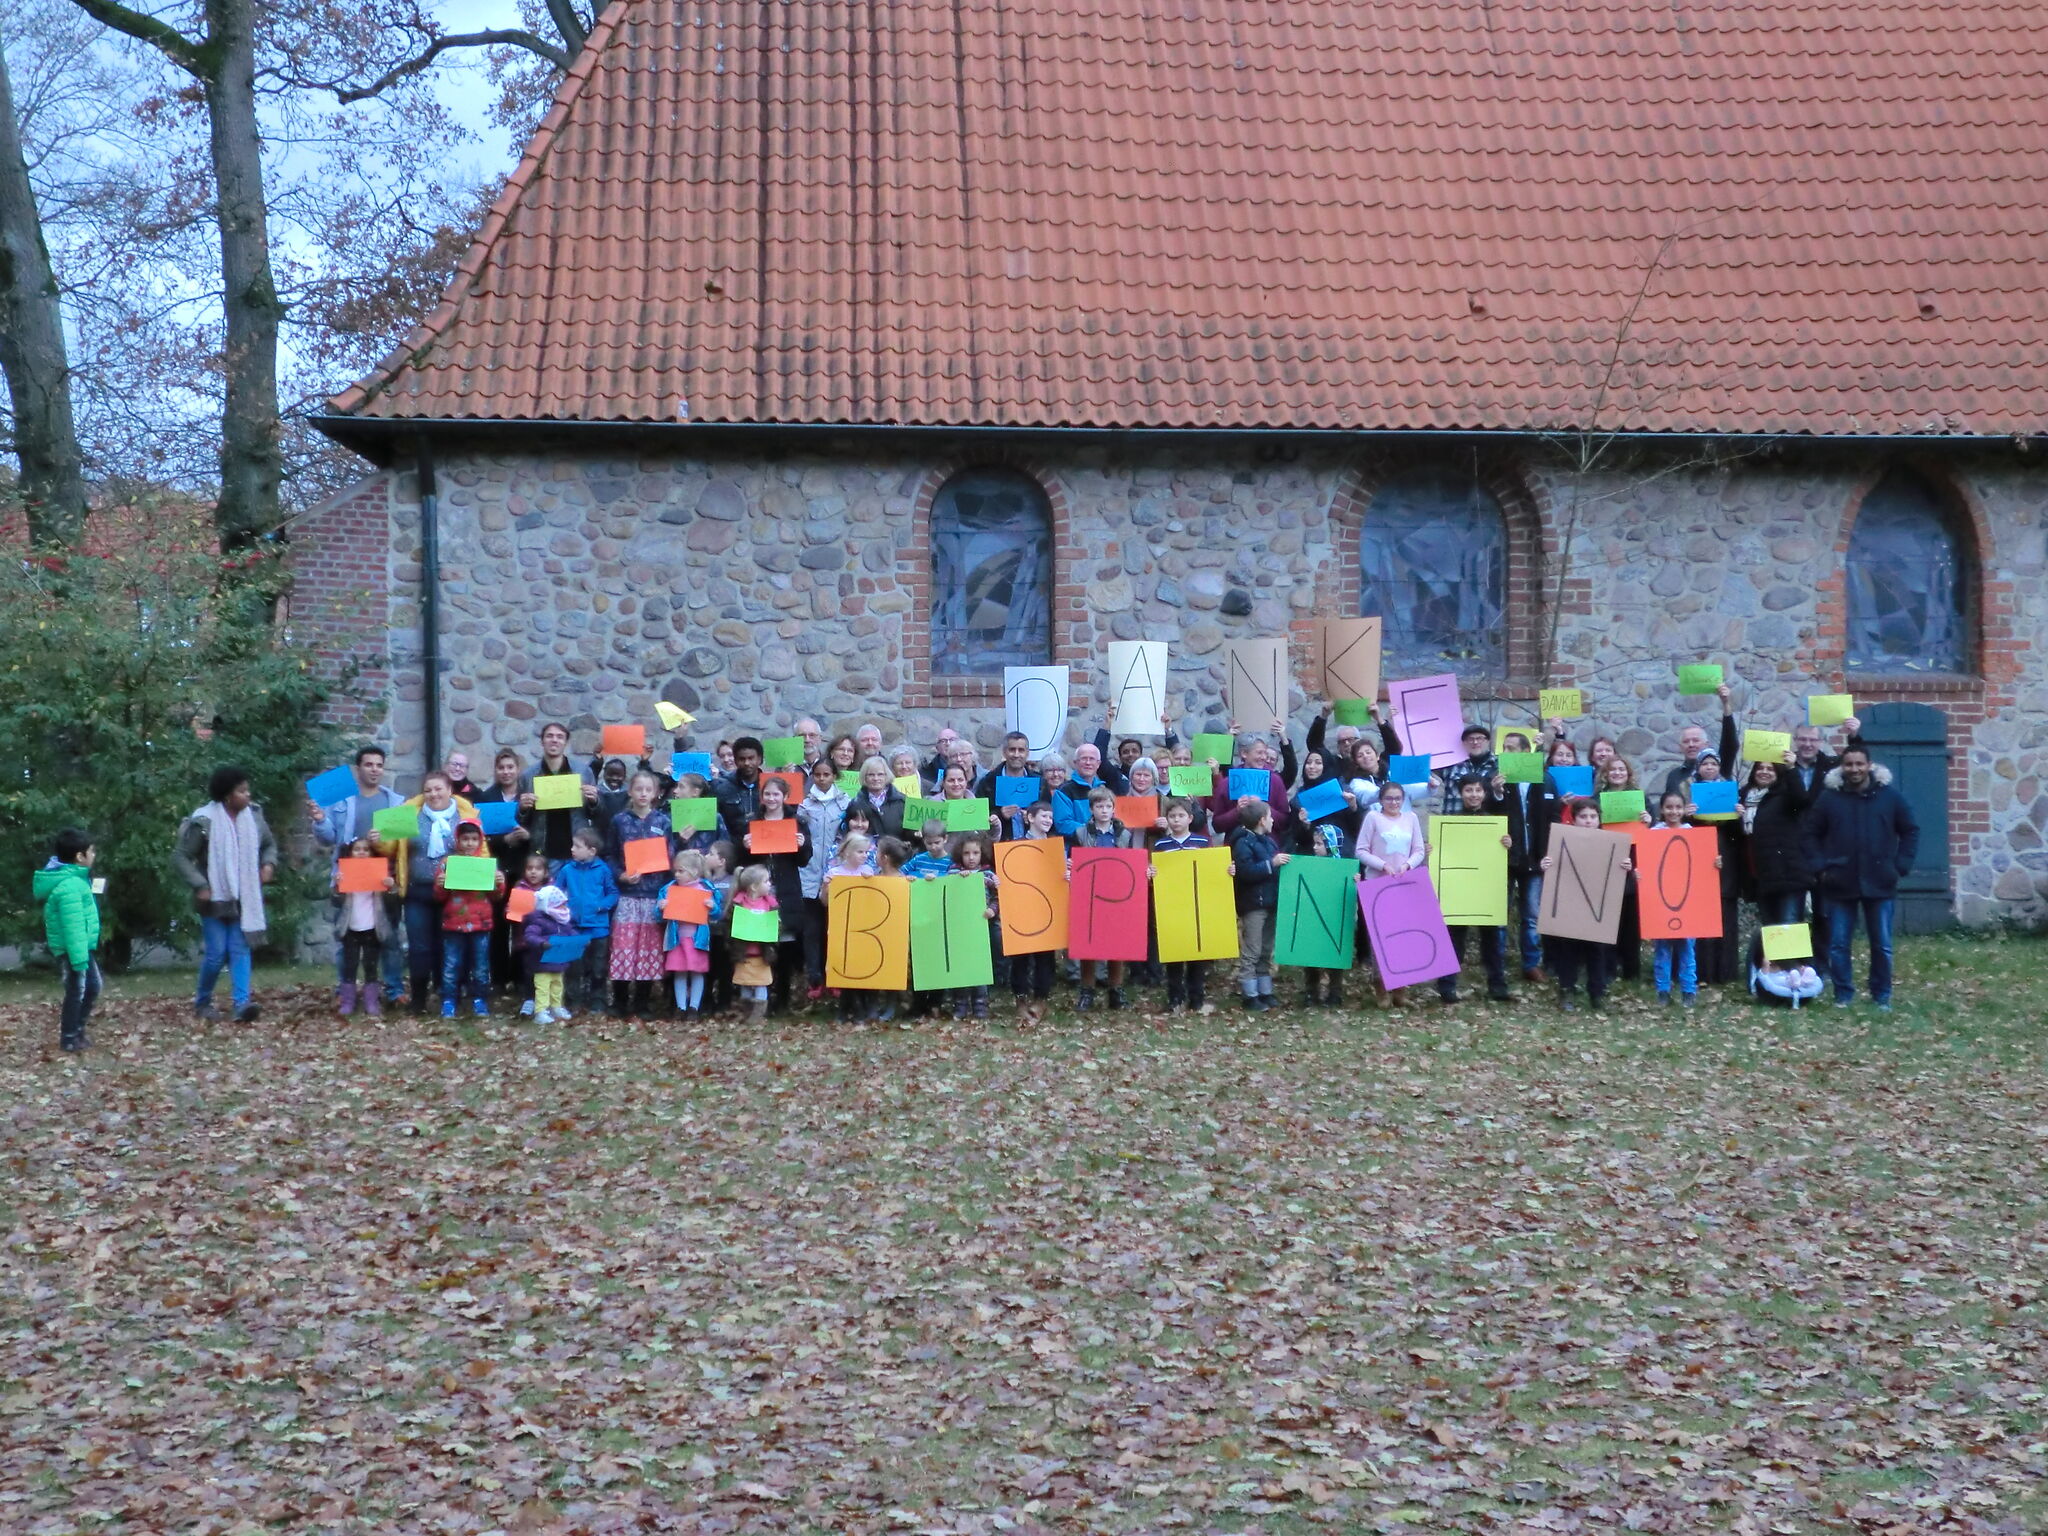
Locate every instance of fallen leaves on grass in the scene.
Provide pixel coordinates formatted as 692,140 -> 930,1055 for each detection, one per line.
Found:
0,949 -> 2044,1534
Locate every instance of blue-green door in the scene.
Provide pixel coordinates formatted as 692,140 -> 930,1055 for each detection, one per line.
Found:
1857,702 -> 1952,933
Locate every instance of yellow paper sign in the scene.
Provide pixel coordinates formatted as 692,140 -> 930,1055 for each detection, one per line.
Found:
1494,721 -> 1540,753
1761,923 -> 1813,961
1427,815 -> 1509,925
1743,729 -> 1793,763
1807,694 -> 1854,727
892,774 -> 921,798
532,773 -> 584,811
1151,846 -> 1240,963
825,875 -> 910,990
656,701 -> 694,730
1539,688 -> 1583,720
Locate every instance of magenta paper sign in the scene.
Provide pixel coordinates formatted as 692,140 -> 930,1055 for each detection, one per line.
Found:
1389,673 -> 1466,769
1357,869 -> 1460,989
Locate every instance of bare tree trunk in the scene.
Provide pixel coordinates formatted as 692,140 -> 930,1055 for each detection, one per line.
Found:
0,45 -> 88,545
204,0 -> 282,550
67,0 -> 283,552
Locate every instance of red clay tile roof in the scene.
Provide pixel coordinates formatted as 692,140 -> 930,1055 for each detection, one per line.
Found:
331,0 -> 2048,435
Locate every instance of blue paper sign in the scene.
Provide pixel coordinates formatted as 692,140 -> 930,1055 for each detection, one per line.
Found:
1388,755 -> 1432,786
474,799 -> 520,835
673,752 -> 712,779
1296,777 -> 1349,822
994,774 -> 1040,808
305,764 -> 357,807
1228,768 -> 1269,800
1549,765 -> 1595,798
1690,780 -> 1738,815
541,936 -> 591,963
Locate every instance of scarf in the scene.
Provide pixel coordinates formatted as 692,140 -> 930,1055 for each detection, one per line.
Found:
199,801 -> 267,936
419,802 -> 459,859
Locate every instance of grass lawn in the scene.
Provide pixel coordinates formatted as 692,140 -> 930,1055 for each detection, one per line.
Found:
1,933 -> 2043,1534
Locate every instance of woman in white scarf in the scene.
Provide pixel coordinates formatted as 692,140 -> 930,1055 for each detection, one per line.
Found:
172,766 -> 278,1023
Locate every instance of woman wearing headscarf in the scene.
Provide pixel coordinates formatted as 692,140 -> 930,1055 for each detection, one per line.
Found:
173,765 -> 279,1023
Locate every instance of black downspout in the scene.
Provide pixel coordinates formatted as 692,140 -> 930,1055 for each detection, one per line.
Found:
415,439 -> 441,774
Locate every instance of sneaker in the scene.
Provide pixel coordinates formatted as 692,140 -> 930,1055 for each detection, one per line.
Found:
234,1004 -> 260,1023
1657,990 -> 1673,1006
194,1000 -> 218,1022
1682,993 -> 1697,1009
1558,994 -> 1579,1013
1522,967 -> 1545,983
519,998 -> 535,1017
1076,988 -> 1095,1012
1437,989 -> 1460,1006
1873,1000 -> 1893,1012
1488,986 -> 1513,1003
1107,987 -> 1125,1011
441,999 -> 458,1018
1833,997 -> 1853,1008
472,998 -> 489,1018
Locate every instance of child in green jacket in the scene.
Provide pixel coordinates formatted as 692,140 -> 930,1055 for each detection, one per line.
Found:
34,828 -> 101,1053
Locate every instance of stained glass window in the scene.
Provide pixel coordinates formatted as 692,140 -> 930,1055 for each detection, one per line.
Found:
1360,467 -> 1506,676
931,469 -> 1052,675
1846,471 -> 1969,673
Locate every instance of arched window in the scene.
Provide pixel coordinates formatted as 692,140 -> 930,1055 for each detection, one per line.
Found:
1846,470 -> 1970,673
930,468 -> 1052,676
1360,466 -> 1507,676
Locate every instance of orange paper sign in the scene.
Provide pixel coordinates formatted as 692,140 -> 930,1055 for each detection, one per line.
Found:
762,769 -> 806,806
623,836 -> 670,878
1632,826 -> 1724,939
336,856 -> 387,894
663,884 -> 711,923
601,724 -> 646,757
749,817 -> 799,854
505,886 -> 537,922
992,838 -> 1069,955
1114,794 -> 1159,828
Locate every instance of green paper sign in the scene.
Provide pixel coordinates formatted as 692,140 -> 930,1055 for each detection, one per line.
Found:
670,796 -> 719,831
1599,789 -> 1647,824
442,854 -> 498,892
1676,663 -> 1723,695
902,798 -> 947,830
372,804 -> 420,841
909,874 -> 994,988
944,797 -> 991,831
837,768 -> 865,793
762,736 -> 806,769
730,904 -> 780,943
1332,698 -> 1373,726
1498,751 -> 1545,784
1167,764 -> 1212,796
1808,694 -> 1854,727
1190,733 -> 1234,766
1272,857 -> 1359,969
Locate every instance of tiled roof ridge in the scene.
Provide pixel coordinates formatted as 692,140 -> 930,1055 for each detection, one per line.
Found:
328,0 -> 637,416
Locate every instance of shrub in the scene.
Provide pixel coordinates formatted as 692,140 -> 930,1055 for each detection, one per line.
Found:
0,529 -> 353,966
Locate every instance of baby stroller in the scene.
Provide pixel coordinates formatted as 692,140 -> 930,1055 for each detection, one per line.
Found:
1746,931 -> 1825,1008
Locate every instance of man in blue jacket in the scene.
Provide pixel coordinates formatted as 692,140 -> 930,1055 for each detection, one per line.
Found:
1800,746 -> 1920,1010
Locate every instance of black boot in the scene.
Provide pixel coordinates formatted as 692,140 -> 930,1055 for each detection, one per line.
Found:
1303,972 -> 1324,1006
1328,974 -> 1345,1007
610,982 -> 629,1019
630,981 -> 652,1019
410,975 -> 429,1013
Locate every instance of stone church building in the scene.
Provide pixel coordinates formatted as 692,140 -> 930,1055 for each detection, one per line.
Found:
299,0 -> 2048,928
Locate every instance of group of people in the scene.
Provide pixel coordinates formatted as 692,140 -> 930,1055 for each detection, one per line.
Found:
30,688 -> 1918,1051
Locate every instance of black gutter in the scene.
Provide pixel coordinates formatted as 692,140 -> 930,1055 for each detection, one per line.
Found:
311,413 -> 2036,466
414,438 -> 441,773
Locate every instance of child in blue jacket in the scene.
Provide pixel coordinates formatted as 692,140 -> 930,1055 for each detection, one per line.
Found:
555,827 -> 618,1014
1227,800 -> 1287,1011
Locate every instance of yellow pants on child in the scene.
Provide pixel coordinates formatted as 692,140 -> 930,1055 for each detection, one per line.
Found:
534,973 -> 564,1013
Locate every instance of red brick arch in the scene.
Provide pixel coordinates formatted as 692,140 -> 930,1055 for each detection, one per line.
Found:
1301,454 -> 1552,701
899,459 -> 1088,710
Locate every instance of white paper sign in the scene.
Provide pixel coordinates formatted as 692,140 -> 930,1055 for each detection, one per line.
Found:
1106,641 -> 1168,736
1004,665 -> 1069,757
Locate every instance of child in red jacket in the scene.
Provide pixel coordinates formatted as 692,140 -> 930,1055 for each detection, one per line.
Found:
433,820 -> 506,1017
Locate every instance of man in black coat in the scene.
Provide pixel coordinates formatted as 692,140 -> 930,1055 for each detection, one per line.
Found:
715,736 -> 767,845
1800,746 -> 1919,1010
1490,763 -> 1561,980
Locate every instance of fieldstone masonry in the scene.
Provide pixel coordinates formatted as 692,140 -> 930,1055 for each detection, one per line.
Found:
292,442 -> 2047,928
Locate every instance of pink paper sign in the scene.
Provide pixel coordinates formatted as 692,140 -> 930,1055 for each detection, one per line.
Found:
1356,869 -> 1460,989
1388,673 -> 1466,769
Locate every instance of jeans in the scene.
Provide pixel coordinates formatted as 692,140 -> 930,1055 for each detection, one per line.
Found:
440,930 -> 492,1006
197,916 -> 253,1010
1441,924 -> 1507,998
404,898 -> 444,992
1236,907 -> 1275,993
1825,898 -> 1894,1004
1653,937 -> 1698,995
59,957 -> 101,1046
1509,872 -> 1544,970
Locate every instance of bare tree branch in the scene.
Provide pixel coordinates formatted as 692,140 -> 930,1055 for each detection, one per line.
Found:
541,0 -> 590,56
333,28 -> 570,104
59,0 -> 202,77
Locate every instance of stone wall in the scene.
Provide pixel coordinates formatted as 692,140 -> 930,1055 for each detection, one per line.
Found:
302,438 -> 2047,927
